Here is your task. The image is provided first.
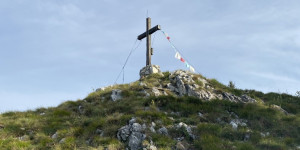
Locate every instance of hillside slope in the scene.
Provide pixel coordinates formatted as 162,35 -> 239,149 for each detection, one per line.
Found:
0,70 -> 299,150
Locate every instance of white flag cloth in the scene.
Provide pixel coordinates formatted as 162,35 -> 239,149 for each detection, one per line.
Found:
175,52 -> 181,60
189,66 -> 195,72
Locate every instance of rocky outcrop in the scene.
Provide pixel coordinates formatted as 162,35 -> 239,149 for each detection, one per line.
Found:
165,70 -> 257,103
111,89 -> 122,101
117,118 -> 146,150
222,93 -> 256,103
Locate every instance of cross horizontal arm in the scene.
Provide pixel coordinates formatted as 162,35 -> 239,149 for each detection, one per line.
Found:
137,25 -> 161,40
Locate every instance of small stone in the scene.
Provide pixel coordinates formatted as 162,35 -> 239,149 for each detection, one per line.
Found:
176,137 -> 185,141
158,127 -> 168,135
96,87 -> 107,92
139,82 -> 147,87
78,105 -> 84,114
230,121 -> 238,130
176,142 -> 186,150
150,126 -> 156,133
244,133 -> 250,141
19,135 -> 29,141
151,122 -> 156,127
51,132 -> 58,139
96,129 -> 104,136
86,138 -> 92,145
198,112 -> 203,117
59,138 -> 66,144
149,145 -> 157,150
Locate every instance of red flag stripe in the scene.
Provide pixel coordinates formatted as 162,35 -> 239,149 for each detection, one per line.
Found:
180,58 -> 185,62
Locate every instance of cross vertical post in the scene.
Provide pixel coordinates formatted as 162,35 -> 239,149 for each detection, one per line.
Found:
137,17 -> 161,66
146,17 -> 151,66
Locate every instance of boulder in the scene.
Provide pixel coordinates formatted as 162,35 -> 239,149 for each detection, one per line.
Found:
111,89 -> 122,101
140,65 -> 162,78
117,120 -> 146,150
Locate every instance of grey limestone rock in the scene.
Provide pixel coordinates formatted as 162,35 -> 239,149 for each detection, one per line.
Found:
117,121 -> 146,150
240,95 -> 256,103
111,89 -> 122,101
129,118 -> 136,125
51,132 -> 58,139
230,119 -> 247,130
176,122 -> 196,140
59,138 -> 66,144
152,87 -> 161,96
175,76 -> 186,96
19,135 -> 29,141
140,65 -> 162,78
131,123 -> 142,132
128,132 -> 145,150
117,125 -> 131,142
222,92 -> 242,102
158,127 -> 168,135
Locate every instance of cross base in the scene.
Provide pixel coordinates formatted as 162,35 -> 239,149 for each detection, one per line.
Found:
139,65 -> 162,78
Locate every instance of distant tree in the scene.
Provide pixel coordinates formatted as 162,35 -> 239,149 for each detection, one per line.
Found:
296,91 -> 300,97
228,81 -> 235,89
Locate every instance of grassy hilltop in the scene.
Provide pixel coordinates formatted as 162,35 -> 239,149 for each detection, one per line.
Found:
0,70 -> 299,150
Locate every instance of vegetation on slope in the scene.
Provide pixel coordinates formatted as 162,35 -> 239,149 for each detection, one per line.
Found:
0,71 -> 299,150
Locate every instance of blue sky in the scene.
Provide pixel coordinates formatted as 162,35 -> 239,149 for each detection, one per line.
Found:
1,0 -> 300,112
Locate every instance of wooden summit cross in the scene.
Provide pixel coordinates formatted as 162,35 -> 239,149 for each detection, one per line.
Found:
138,17 -> 161,66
